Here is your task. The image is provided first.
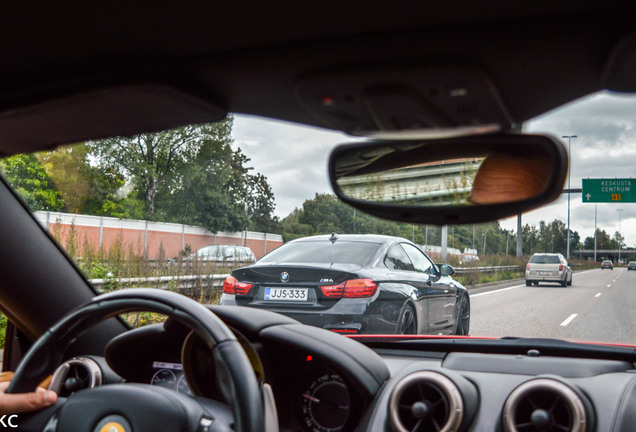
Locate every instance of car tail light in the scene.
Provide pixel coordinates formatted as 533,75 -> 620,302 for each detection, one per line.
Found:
321,282 -> 345,298
222,276 -> 252,295
526,264 -> 530,271
321,279 -> 377,298
559,264 -> 564,271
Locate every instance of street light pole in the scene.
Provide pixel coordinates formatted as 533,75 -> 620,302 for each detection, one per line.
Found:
562,135 -> 577,259
617,208 -> 624,263
594,204 -> 597,262
506,232 -> 509,255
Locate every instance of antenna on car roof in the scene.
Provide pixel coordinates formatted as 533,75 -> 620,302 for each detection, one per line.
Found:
330,232 -> 339,244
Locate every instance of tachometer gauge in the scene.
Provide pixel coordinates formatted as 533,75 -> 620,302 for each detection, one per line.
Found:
151,369 -> 177,390
177,374 -> 193,396
301,373 -> 350,432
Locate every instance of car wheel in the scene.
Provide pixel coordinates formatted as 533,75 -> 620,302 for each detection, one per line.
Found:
454,295 -> 470,335
560,278 -> 567,287
397,304 -> 417,334
567,275 -> 572,286
525,280 -> 531,286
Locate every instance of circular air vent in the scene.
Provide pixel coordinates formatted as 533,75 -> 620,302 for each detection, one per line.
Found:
502,378 -> 588,432
389,371 -> 463,432
49,356 -> 102,397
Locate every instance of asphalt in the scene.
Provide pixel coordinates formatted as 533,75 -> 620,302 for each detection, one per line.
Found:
467,268 -> 636,344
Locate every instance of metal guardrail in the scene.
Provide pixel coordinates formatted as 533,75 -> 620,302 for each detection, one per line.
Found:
453,265 -> 519,274
89,266 -> 519,290
90,274 -> 229,290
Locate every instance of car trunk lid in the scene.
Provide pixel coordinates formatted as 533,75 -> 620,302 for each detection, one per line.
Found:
231,263 -> 363,309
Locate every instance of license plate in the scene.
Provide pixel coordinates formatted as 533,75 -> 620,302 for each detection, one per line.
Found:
264,287 -> 308,301
539,271 -> 551,275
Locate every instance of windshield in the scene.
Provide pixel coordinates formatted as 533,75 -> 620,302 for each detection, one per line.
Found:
258,240 -> 380,266
529,255 -> 561,264
0,91 -> 634,344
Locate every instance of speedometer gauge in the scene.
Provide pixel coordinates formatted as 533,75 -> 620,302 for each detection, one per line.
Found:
301,373 -> 350,432
151,369 -> 177,390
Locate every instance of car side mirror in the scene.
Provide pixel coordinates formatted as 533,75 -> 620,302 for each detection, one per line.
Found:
437,264 -> 455,276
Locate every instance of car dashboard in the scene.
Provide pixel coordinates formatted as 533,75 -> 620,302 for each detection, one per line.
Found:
51,306 -> 636,432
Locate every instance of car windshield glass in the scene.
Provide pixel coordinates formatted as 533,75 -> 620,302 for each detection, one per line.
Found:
259,241 -> 379,265
0,91 -> 635,343
529,255 -> 561,264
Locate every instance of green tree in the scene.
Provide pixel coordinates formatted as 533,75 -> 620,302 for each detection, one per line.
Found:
88,117 -> 278,232
38,143 -> 142,218
246,172 -> 279,232
279,193 -> 511,252
89,119 -> 235,218
157,135 -> 247,232
584,228 -> 612,250
0,154 -> 64,211
37,144 -> 92,213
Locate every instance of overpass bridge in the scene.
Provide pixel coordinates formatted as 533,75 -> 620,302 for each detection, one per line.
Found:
573,249 -> 636,262
337,158 -> 481,205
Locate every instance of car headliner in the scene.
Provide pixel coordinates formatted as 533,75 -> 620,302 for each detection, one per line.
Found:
0,1 -> 635,154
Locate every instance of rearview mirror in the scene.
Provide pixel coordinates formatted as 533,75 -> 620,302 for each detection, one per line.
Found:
328,133 -> 567,225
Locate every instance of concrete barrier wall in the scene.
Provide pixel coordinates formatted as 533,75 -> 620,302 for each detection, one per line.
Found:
33,211 -> 283,259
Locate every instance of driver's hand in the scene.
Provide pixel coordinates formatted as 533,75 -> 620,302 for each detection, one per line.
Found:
0,380 -> 57,414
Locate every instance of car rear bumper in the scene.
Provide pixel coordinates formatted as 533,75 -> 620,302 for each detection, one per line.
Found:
219,293 -> 400,334
525,271 -> 567,283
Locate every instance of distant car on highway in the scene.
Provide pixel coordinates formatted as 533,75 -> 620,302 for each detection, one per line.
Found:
188,245 -> 255,265
219,234 -> 470,335
525,253 -> 572,287
628,261 -> 636,271
460,254 -> 480,265
601,260 -> 614,270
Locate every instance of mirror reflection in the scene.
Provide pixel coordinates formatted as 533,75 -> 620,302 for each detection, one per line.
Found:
333,141 -> 552,207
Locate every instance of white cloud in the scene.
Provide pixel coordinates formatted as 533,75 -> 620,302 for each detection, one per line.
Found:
234,91 -> 636,246
232,115 -> 348,217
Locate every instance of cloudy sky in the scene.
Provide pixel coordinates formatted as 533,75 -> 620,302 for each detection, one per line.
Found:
232,91 -> 636,248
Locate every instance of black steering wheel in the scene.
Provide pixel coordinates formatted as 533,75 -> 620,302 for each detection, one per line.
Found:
6,288 -> 264,432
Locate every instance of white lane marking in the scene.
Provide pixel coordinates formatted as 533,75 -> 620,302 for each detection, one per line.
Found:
607,284 -> 611,288
471,284 -> 524,297
595,293 -> 602,298
560,314 -> 578,327
471,268 -> 609,299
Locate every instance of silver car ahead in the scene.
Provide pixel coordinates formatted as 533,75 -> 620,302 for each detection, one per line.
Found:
525,253 -> 572,287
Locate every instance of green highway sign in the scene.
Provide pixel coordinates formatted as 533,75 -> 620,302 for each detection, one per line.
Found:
582,178 -> 636,203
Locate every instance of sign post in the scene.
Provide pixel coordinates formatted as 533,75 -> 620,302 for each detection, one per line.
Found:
582,179 -> 636,203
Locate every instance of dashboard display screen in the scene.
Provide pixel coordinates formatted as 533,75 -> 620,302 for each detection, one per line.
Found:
150,361 -> 193,396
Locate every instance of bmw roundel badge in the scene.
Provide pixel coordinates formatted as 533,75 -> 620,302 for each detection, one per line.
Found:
280,272 -> 289,283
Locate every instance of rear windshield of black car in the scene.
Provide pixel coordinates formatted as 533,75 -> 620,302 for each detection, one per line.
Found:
259,241 -> 380,266
529,255 -> 560,264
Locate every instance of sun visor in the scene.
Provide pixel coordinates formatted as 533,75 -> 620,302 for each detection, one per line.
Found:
0,84 -> 226,155
296,63 -> 515,136
603,33 -> 636,92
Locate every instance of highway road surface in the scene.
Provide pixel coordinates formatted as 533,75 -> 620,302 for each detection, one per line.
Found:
469,268 -> 636,344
